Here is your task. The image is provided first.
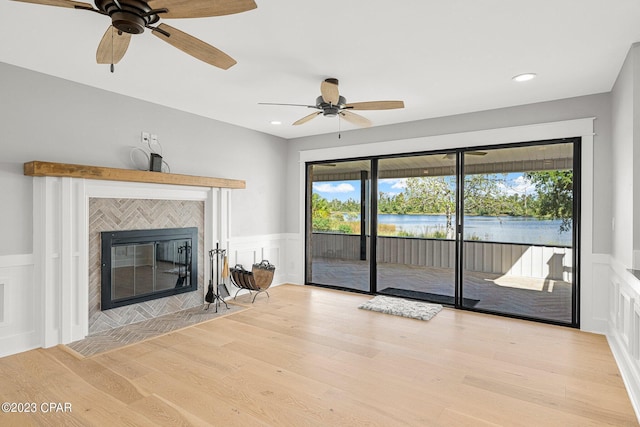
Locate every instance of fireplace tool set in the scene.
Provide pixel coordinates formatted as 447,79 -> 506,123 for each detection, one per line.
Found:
205,243 -> 229,312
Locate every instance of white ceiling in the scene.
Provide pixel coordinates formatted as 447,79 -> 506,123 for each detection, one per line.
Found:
2,1 -> 640,140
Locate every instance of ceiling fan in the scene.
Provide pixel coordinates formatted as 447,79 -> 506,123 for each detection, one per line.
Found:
260,78 -> 404,127
11,0 -> 257,71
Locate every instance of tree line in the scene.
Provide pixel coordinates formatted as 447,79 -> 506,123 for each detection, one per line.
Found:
313,171 -> 573,235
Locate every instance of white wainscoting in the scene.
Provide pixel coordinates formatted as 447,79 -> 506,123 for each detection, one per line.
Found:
226,233 -> 301,294
608,258 -> 640,420
0,254 -> 39,358
581,253 -> 611,333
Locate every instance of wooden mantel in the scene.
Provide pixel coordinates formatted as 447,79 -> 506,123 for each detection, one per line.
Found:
24,161 -> 245,189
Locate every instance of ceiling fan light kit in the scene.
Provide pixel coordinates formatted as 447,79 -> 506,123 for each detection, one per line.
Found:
315,95 -> 346,117
12,0 -> 257,70
260,78 -> 405,128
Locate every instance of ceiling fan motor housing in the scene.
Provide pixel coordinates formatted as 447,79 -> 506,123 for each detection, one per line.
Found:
96,0 -> 161,34
316,95 -> 346,117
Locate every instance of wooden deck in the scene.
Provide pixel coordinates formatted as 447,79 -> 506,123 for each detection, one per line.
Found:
0,285 -> 635,426
311,257 -> 573,323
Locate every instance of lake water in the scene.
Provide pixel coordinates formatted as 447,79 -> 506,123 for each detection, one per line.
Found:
376,214 -> 572,246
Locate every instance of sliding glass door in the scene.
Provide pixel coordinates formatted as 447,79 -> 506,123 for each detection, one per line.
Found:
376,154 -> 456,304
460,143 -> 577,323
305,139 -> 579,326
306,160 -> 371,292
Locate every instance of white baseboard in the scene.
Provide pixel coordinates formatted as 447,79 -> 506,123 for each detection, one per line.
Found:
0,331 -> 40,359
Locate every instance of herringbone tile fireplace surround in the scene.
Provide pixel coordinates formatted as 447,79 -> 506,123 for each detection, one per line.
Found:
88,198 -> 205,334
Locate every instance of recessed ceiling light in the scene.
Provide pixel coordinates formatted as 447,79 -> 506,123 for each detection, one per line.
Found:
512,73 -> 537,82
270,121 -> 282,125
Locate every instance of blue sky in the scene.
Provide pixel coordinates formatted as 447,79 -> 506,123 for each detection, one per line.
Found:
312,173 -> 535,202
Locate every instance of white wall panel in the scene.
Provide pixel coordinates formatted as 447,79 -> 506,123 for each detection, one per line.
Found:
0,281 -> 4,325
633,302 -> 640,361
0,255 -> 38,358
608,260 -> 640,420
227,234 -> 295,293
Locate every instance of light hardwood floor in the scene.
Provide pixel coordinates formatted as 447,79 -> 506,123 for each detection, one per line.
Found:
0,284 -> 637,426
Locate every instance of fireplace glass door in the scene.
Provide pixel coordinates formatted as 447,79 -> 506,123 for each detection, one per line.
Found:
111,240 -> 191,301
101,227 -> 197,310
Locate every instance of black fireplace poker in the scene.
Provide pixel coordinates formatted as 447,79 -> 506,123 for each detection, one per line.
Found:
206,243 -> 229,312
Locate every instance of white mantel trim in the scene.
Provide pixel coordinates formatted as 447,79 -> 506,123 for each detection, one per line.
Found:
33,177 -> 229,347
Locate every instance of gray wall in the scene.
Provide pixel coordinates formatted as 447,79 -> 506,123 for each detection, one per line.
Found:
0,62 -> 288,256
611,45 -> 635,267
0,60 -> 617,260
611,43 -> 640,269
286,93 -> 613,255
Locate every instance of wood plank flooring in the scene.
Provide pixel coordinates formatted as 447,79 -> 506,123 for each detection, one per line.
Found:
0,284 -> 636,426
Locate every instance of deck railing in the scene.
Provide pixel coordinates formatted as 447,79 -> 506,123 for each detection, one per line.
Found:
311,233 -> 572,282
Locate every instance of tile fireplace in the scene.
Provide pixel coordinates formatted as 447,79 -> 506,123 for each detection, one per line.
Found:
88,198 -> 205,333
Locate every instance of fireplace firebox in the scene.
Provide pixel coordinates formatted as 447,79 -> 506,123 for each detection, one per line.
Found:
101,227 -> 198,310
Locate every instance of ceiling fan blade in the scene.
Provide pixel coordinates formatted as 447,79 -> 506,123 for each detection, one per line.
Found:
96,26 -> 131,65
151,23 -> 236,70
293,112 -> 322,126
259,102 -> 318,109
345,100 -> 405,110
321,78 -> 339,105
340,110 -> 372,127
148,0 -> 257,19
11,0 -> 94,9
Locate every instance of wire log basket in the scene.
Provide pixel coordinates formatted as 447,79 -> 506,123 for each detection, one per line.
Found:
230,260 -> 275,303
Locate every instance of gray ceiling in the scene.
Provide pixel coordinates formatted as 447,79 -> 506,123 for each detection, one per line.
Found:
2,1 -> 640,140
